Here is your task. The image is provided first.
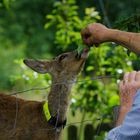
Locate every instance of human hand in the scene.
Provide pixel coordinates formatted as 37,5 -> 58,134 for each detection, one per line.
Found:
81,23 -> 109,47
115,71 -> 140,126
119,71 -> 140,111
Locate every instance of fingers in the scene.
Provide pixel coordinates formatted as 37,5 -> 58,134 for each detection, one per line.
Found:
128,71 -> 136,82
86,36 -> 94,47
135,71 -> 140,82
81,23 -> 109,46
81,28 -> 99,47
123,71 -> 137,83
81,28 -> 93,46
81,24 -> 97,46
81,27 -> 91,38
81,28 -> 91,40
121,71 -> 140,91
119,80 -> 123,87
119,71 -> 140,110
123,72 -> 129,83
119,81 -> 124,92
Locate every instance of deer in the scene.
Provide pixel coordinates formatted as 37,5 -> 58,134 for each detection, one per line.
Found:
0,48 -> 89,140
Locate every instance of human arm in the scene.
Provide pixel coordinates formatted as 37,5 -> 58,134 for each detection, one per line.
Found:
105,71 -> 140,140
116,71 -> 140,126
106,89 -> 140,140
81,23 -> 140,55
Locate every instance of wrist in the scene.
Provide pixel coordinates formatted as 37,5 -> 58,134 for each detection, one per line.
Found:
103,28 -> 119,42
120,106 -> 131,113
115,106 -> 130,126
104,29 -> 119,42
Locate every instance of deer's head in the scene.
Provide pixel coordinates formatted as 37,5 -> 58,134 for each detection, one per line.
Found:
24,49 -> 88,82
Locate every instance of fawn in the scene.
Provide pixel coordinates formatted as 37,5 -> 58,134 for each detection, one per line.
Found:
0,49 -> 88,140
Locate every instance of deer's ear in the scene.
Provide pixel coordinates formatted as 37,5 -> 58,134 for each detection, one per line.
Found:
23,59 -> 51,74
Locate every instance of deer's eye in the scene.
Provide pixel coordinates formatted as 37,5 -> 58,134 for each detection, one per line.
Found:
59,54 -> 68,61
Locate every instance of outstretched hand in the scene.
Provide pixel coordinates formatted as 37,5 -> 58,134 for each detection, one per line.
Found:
81,23 -> 109,47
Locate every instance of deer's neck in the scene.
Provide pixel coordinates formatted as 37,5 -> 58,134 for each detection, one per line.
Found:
48,77 -> 75,122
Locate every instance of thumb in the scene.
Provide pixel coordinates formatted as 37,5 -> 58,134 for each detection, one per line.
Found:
135,71 -> 140,82
85,36 -> 94,47
81,28 -> 90,37
135,82 -> 140,89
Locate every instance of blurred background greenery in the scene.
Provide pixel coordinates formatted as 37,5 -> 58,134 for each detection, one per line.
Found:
0,0 -> 140,139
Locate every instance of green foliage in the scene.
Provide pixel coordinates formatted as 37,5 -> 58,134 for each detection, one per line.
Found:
45,0 -> 100,49
114,13 -> 140,32
10,59 -> 51,93
3,0 -> 12,9
0,0 -> 55,89
0,0 -> 13,9
102,0 -> 140,25
0,0 -> 55,58
1,0 -> 140,139
0,40 -> 25,89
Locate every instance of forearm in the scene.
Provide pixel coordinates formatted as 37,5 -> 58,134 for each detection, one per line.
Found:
106,29 -> 140,54
115,107 -> 130,126
106,90 -> 140,140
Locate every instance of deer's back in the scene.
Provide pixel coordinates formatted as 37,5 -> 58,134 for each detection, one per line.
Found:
0,93 -> 61,140
0,93 -> 24,128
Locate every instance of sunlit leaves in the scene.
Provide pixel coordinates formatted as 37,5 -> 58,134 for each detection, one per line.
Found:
108,95 -> 119,107
45,0 -> 100,49
2,0 -> 14,10
85,7 -> 101,20
10,59 -> 51,94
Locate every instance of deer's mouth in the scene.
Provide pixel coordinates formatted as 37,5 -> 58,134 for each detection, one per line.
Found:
76,48 -> 89,60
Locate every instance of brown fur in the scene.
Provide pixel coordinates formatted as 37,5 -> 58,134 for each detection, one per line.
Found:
0,50 -> 88,140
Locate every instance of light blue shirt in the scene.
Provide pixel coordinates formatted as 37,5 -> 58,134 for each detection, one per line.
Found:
105,89 -> 140,140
